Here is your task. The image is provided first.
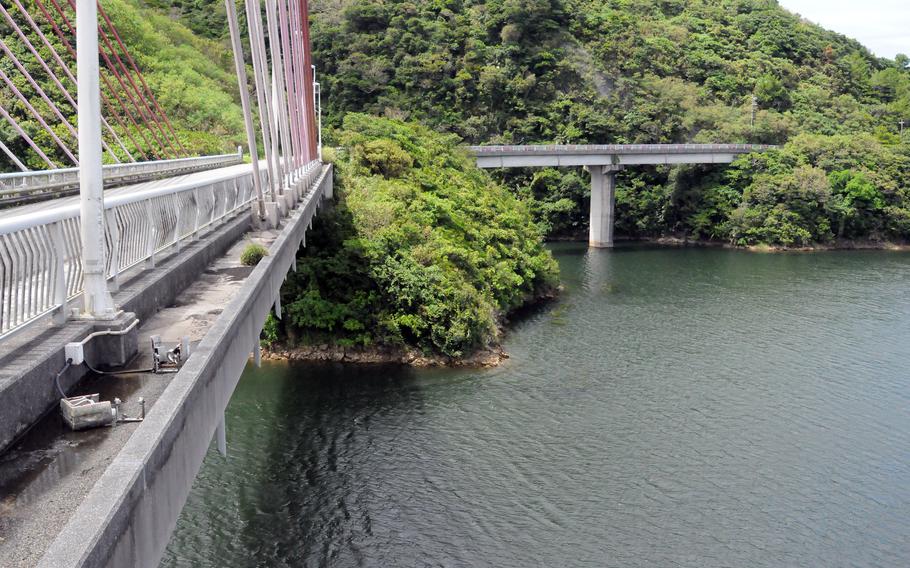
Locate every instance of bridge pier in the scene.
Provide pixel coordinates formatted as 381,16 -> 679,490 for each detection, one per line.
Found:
588,165 -> 622,248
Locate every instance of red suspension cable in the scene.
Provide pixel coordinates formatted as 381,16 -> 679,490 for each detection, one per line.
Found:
10,0 -> 133,162
43,0 -> 164,159
33,0 -> 152,160
96,2 -> 188,156
71,0 -> 178,158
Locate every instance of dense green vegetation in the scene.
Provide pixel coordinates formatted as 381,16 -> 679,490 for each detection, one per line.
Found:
6,0 -> 910,352
308,0 -> 910,246
6,0 -> 909,246
0,0 -> 243,169
275,114 -> 558,356
240,242 -> 268,265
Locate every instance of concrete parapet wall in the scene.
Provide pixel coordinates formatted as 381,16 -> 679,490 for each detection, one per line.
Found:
38,164 -> 332,568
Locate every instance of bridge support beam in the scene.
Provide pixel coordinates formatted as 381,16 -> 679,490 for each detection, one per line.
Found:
587,165 -> 622,248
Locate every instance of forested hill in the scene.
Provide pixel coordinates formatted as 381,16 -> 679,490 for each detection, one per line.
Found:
305,0 -> 910,246
5,0 -> 910,247
310,0 -> 908,146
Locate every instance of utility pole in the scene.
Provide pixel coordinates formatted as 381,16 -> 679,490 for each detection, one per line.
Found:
76,0 -> 115,318
900,119 -> 905,140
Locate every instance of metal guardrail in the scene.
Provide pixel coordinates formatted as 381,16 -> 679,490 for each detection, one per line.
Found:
0,150 -> 246,206
0,159 -> 322,341
467,144 -> 776,155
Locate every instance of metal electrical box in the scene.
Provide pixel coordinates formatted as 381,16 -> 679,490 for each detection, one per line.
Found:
64,343 -> 85,366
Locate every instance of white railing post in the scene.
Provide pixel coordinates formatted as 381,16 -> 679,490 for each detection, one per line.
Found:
210,184 -> 217,225
144,201 -> 157,269
192,188 -> 201,239
49,221 -> 67,324
105,209 -> 121,292
174,199 -> 182,253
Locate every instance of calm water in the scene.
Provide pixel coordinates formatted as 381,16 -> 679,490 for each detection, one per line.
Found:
162,244 -> 910,567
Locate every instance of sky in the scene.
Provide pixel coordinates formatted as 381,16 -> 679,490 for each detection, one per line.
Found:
780,0 -> 909,59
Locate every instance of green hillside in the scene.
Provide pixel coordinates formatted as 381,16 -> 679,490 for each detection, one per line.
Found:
4,0 -> 910,249
273,115 -> 558,357
312,0 -> 909,145
308,0 -> 910,246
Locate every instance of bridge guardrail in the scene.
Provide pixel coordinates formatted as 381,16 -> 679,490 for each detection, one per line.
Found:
0,150 -> 246,205
0,159 -> 322,341
467,143 -> 775,155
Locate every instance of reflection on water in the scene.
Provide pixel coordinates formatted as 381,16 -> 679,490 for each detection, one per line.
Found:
163,244 -> 910,567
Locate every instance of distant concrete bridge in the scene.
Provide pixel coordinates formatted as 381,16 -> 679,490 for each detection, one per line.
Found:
468,144 -> 774,248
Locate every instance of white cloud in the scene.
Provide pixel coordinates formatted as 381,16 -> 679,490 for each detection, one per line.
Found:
780,0 -> 909,59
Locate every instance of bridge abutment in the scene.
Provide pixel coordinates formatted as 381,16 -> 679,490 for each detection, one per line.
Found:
588,165 -> 622,248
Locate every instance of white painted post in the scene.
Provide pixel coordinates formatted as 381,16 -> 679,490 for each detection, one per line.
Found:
76,0 -> 115,318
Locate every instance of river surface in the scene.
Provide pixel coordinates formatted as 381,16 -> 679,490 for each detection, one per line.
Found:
162,244 -> 910,567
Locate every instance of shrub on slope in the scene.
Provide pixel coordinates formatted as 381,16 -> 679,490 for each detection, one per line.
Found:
279,114 -> 559,357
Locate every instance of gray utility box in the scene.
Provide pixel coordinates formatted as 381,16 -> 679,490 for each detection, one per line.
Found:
60,394 -> 117,431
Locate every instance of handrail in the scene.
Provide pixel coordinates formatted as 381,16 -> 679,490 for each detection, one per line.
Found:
0,159 -> 322,341
0,151 -> 240,182
0,149 -> 246,201
467,143 -> 776,154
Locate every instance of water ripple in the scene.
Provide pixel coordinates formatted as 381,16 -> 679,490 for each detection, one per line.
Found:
164,245 -> 910,567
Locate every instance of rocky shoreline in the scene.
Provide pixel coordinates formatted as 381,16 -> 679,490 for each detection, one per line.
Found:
630,235 -> 910,252
263,343 -> 509,368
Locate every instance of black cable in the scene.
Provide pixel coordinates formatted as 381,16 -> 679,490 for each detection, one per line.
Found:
55,359 -> 72,398
84,359 -> 155,376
